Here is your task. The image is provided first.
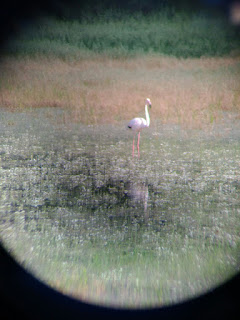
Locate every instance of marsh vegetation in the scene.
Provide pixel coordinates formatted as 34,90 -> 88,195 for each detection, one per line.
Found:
1,56 -> 240,128
0,108 -> 240,307
0,3 -> 240,308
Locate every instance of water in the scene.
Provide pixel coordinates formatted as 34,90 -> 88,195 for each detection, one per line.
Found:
0,108 -> 240,307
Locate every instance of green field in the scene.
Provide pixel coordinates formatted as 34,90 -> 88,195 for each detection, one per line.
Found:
0,4 -> 240,308
0,109 -> 240,307
4,8 -> 240,59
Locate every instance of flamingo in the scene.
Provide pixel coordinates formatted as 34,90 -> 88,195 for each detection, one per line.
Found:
127,98 -> 151,158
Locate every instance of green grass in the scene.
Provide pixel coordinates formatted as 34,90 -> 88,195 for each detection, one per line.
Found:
0,5 -> 240,308
0,113 -> 240,307
4,8 -> 240,60
1,207 -> 238,307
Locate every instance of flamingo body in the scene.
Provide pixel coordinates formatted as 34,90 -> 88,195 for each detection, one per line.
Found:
128,98 -> 151,158
128,117 -> 148,131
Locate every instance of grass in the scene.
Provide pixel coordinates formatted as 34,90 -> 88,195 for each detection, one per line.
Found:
0,114 -> 240,307
4,9 -> 240,59
0,55 -> 240,128
1,200 -> 239,308
1,7 -> 240,128
0,6 -> 240,308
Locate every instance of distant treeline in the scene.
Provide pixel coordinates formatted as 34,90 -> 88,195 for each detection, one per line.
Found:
51,0 -> 230,19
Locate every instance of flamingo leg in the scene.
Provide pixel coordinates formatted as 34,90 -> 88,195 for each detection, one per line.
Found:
137,132 -> 140,158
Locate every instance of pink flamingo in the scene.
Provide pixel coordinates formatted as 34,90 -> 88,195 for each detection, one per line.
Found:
127,98 -> 151,158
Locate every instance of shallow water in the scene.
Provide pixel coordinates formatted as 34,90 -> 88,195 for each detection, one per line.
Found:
0,108 -> 240,307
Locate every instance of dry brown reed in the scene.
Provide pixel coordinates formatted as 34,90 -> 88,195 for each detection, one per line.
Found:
0,55 -> 240,128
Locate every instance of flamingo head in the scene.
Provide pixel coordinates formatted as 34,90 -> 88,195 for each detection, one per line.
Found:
146,98 -> 152,108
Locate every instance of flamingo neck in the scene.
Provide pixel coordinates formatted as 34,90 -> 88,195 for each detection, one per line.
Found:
145,104 -> 150,126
